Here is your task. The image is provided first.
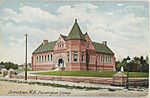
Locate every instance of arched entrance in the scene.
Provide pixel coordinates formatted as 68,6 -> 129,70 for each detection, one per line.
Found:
58,59 -> 64,67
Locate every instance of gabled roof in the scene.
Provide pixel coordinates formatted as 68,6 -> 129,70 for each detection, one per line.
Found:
93,42 -> 114,55
33,20 -> 114,55
66,19 -> 85,40
33,41 -> 57,54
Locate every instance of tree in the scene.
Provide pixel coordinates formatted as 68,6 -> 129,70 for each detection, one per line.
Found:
115,58 -> 127,71
0,61 -> 4,65
146,56 -> 149,64
2,61 -> 18,70
129,57 -> 141,72
115,56 -> 149,73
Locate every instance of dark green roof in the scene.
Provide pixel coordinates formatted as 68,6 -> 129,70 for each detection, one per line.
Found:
66,19 -> 85,40
33,41 -> 57,54
93,42 -> 114,54
33,41 -> 114,54
60,34 -> 68,40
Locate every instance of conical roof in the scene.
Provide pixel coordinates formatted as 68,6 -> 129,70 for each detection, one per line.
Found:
66,19 -> 85,40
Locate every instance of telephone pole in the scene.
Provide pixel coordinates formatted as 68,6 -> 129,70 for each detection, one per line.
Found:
24,33 -> 28,80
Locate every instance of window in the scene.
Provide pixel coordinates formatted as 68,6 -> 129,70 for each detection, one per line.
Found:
48,55 -> 49,61
74,52 -> 77,62
62,44 -> 64,47
87,41 -> 90,48
103,56 -> 105,63
110,57 -> 111,63
37,56 -> 38,62
51,54 -> 53,61
42,55 -> 43,62
97,56 -> 98,62
106,56 -> 107,63
82,52 -> 84,62
39,56 -> 41,62
99,56 -> 100,62
102,56 -> 105,63
45,55 -> 46,62
67,52 -> 70,61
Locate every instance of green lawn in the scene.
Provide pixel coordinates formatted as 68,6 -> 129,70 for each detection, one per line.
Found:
33,71 -> 149,78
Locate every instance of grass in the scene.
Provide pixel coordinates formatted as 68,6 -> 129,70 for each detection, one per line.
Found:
33,71 -> 148,78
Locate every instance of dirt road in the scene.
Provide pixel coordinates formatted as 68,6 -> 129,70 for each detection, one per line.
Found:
0,80 -> 148,97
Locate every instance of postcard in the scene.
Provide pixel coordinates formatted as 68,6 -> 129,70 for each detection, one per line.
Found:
0,0 -> 149,97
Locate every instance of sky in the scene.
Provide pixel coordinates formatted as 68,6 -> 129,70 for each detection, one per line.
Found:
0,1 -> 149,65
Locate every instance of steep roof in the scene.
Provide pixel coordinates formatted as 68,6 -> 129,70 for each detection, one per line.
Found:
93,42 -> 114,54
66,19 -> 85,40
33,41 -> 57,54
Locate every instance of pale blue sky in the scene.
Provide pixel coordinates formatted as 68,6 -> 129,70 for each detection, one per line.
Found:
0,1 -> 149,64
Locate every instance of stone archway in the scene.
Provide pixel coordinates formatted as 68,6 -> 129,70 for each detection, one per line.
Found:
54,53 -> 66,68
58,58 -> 64,67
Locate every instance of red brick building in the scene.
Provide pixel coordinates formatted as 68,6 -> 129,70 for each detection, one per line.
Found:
32,19 -> 116,71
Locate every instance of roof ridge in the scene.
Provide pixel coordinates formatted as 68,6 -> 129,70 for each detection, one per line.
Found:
93,41 -> 114,54
33,40 -> 57,54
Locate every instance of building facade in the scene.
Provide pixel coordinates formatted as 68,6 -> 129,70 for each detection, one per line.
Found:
32,19 -> 116,71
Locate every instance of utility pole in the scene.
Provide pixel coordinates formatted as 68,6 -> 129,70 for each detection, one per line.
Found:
24,33 -> 28,80
126,56 -> 130,89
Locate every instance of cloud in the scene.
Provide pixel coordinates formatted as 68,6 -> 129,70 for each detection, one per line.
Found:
9,36 -> 15,40
117,3 -> 124,6
124,13 -> 145,23
105,12 -> 113,15
0,3 -> 148,64
3,6 -> 56,23
9,38 -> 25,47
20,4 -> 23,6
74,3 -> 98,9
44,4 -> 49,7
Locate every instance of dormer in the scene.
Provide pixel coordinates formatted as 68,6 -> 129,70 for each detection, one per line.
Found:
54,34 -> 66,50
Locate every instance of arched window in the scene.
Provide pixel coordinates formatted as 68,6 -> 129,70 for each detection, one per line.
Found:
67,52 -> 70,61
74,52 -> 77,62
82,52 -> 84,62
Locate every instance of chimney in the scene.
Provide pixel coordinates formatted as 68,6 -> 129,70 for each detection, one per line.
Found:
102,41 -> 107,45
43,40 -> 48,45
